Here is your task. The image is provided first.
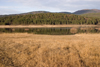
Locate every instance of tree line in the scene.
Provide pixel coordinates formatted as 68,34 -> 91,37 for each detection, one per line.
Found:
0,13 -> 100,25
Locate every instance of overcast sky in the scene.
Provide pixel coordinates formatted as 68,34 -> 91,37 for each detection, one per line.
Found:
0,0 -> 100,15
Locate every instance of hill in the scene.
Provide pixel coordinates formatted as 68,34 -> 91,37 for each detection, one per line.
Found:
73,9 -> 100,15
0,9 -> 100,16
0,11 -> 71,17
58,12 -> 71,14
20,11 -> 50,15
81,13 -> 100,18
21,11 -> 71,15
0,13 -> 99,25
0,15 -> 8,17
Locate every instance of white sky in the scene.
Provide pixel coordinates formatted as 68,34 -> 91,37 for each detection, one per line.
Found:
0,0 -> 100,15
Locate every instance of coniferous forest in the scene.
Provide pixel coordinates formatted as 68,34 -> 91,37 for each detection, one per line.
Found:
0,13 -> 100,25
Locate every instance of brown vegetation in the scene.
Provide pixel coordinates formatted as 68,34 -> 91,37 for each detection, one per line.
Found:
0,25 -> 97,28
70,28 -> 78,34
0,33 -> 100,67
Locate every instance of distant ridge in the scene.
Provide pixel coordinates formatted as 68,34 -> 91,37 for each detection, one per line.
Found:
20,11 -> 72,15
58,12 -> 71,14
21,11 -> 50,15
0,11 -> 71,17
73,9 -> 100,15
0,9 -> 100,16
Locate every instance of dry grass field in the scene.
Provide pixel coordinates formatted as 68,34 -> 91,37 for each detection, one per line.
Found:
0,25 -> 97,28
0,33 -> 100,67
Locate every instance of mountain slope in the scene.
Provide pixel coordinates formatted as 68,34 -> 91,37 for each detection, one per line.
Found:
58,12 -> 71,14
80,13 -> 100,18
0,11 -> 71,17
21,11 -> 50,15
73,9 -> 100,15
0,9 -> 100,16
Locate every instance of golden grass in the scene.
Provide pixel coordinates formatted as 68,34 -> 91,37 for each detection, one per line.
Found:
0,25 -> 97,28
0,33 -> 100,67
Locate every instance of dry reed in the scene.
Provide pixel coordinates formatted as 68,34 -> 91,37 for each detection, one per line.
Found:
0,33 -> 100,67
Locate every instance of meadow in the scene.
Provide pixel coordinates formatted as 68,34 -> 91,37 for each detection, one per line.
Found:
0,33 -> 100,67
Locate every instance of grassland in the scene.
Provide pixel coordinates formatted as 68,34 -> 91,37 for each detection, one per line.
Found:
0,33 -> 100,67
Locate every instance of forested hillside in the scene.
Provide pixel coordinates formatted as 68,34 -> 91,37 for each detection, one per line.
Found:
0,13 -> 100,25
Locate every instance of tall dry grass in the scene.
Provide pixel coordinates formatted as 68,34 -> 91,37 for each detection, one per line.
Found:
0,33 -> 100,67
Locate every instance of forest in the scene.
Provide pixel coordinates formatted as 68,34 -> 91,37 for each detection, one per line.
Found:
0,13 -> 100,25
